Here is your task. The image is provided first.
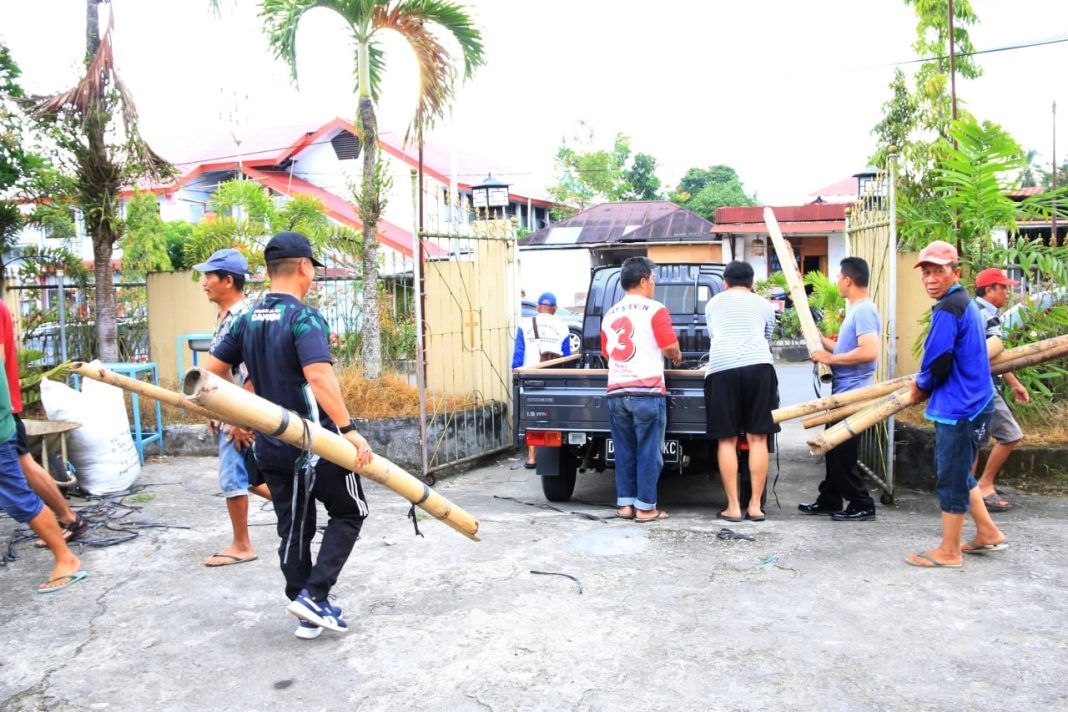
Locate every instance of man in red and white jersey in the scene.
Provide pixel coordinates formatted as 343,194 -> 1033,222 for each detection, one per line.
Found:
600,257 -> 681,523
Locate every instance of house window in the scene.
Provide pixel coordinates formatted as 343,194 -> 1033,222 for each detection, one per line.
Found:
331,131 -> 361,161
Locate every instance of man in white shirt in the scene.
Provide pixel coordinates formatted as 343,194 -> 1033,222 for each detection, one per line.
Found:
704,260 -> 779,523
513,292 -> 571,467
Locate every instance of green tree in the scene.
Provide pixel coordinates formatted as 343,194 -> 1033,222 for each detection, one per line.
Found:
260,0 -> 485,380
871,0 -> 981,207
547,123 -> 665,217
670,165 -> 755,221
120,191 -> 173,279
32,2 -> 172,361
183,178 -> 331,272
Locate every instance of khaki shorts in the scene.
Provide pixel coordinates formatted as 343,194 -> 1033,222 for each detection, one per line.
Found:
979,390 -> 1024,445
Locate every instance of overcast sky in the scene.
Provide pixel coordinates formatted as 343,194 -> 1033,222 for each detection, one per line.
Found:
2,0 -> 1066,204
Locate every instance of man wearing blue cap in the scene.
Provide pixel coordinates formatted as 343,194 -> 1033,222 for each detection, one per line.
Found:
207,232 -> 374,640
513,291 -> 571,468
193,248 -> 270,568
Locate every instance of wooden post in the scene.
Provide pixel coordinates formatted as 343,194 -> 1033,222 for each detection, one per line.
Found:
182,369 -> 480,542
764,207 -> 832,383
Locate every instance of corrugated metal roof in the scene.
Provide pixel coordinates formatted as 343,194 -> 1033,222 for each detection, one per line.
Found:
520,201 -> 715,247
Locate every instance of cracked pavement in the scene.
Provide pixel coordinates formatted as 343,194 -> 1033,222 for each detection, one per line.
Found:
2,366 -> 1068,710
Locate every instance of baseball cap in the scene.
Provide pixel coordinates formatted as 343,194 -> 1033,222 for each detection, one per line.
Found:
264,231 -> 325,267
975,267 -> 1019,288
537,292 -> 557,307
913,240 -> 959,268
192,248 -> 248,275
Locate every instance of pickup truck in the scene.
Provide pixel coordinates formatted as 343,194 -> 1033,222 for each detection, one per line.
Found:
514,263 -> 769,502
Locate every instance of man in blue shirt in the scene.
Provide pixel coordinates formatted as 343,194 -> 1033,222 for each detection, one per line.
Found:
906,241 -> 1006,568
512,291 -> 571,468
800,257 -> 880,521
208,231 -> 375,638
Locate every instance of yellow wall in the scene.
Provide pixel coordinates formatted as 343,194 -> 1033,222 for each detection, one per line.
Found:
647,243 -> 723,264
424,220 -> 516,402
895,252 -> 929,376
146,271 -> 218,387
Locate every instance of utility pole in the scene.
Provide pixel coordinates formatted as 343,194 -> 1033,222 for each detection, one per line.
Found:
948,0 -> 958,126
1053,100 -> 1058,246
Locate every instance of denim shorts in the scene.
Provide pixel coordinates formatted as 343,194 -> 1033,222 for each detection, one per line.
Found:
0,436 -> 44,523
934,398 -> 995,514
218,432 -> 251,498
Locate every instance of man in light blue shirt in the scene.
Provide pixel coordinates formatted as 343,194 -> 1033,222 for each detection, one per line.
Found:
799,257 -> 881,521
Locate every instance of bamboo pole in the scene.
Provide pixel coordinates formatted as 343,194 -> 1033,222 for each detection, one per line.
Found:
774,336 -> 1004,423
807,388 -> 913,455
71,361 -> 225,422
801,395 -> 886,428
182,368 -> 480,542
764,207 -> 833,383
990,333 -> 1068,366
806,339 -> 1068,455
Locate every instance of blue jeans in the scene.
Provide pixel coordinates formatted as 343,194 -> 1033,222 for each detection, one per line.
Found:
934,398 -> 995,514
218,431 -> 251,498
608,396 -> 667,510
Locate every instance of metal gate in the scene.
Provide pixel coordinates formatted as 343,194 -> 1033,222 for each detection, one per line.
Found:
845,153 -> 898,503
412,215 -> 518,477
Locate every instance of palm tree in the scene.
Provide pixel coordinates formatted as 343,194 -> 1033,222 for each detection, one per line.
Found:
260,0 -> 484,378
34,1 -> 171,361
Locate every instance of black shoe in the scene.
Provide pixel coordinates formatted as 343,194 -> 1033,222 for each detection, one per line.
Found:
831,508 -> 876,521
797,502 -> 840,515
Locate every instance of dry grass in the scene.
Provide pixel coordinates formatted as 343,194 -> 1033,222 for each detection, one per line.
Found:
122,369 -> 480,424
896,400 -> 1068,446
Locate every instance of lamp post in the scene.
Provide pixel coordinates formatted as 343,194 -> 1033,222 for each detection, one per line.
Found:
471,173 -> 510,220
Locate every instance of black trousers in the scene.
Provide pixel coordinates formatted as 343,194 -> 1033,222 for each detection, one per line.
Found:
262,458 -> 368,601
817,432 -> 875,511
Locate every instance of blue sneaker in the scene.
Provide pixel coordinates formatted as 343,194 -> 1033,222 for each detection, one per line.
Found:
294,620 -> 322,640
286,590 -> 348,633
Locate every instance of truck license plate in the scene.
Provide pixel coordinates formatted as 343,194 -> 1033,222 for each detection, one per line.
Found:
605,439 -> 679,464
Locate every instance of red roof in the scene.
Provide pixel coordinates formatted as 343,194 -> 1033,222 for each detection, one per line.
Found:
805,176 -> 859,201
243,166 -> 447,259
712,204 -> 846,235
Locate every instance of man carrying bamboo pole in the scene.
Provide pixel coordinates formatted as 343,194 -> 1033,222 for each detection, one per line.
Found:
798,257 -> 880,521
972,268 -> 1028,512
906,241 -> 1006,568
193,248 -> 272,568
205,231 -> 375,638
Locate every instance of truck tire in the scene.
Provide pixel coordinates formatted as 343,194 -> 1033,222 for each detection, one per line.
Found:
541,449 -> 578,502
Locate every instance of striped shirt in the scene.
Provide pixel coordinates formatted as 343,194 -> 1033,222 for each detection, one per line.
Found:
704,288 -> 776,375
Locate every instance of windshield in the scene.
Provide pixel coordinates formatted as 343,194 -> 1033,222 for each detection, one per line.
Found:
654,284 -> 714,314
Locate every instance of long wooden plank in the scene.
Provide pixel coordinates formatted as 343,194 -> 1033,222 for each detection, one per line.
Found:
764,207 -> 833,383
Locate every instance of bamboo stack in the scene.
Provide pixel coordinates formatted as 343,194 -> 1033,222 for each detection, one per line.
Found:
72,362 -> 481,541
764,207 -> 833,384
182,369 -> 481,541
772,336 -> 1005,424
804,334 -> 1068,456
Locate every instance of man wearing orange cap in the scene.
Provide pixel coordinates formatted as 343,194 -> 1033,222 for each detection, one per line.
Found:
907,241 -> 1006,568
973,267 -> 1028,512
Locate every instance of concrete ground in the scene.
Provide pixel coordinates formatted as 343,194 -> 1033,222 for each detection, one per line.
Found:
2,363 -> 1068,711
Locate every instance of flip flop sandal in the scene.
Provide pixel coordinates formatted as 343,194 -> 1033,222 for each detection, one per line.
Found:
635,509 -> 669,523
204,553 -> 258,567
717,511 -> 744,523
906,552 -> 962,568
34,513 -> 90,549
615,508 -> 636,520
982,493 -> 1012,512
38,570 -> 88,594
963,541 -> 1009,554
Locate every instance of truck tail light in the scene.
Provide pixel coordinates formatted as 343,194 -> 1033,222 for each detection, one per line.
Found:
526,430 -> 562,447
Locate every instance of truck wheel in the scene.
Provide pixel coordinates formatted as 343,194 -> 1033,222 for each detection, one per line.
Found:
737,449 -> 767,508
541,450 -> 578,502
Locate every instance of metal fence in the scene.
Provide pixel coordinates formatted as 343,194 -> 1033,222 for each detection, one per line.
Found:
6,280 -> 150,365
845,152 -> 898,503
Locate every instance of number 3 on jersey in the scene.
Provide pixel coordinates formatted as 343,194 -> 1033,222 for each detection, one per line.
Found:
609,316 -> 636,362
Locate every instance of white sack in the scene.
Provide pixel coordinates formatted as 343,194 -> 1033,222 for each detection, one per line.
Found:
40,366 -> 141,495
